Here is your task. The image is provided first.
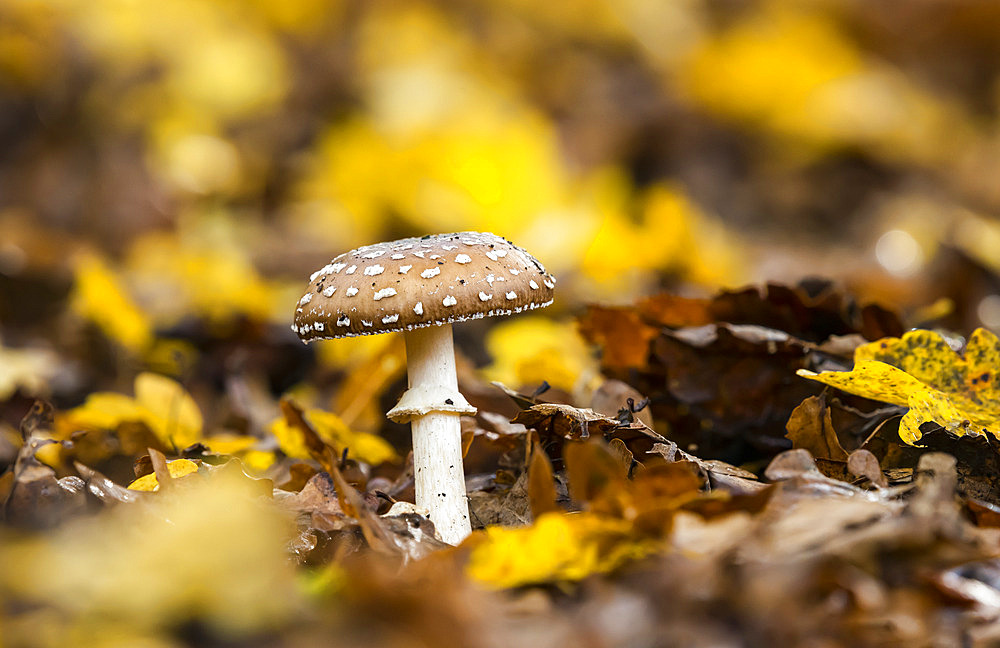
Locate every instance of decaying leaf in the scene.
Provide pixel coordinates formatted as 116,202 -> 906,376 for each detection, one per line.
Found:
3,401 -> 86,527
799,328 -> 1000,444
785,395 -> 848,462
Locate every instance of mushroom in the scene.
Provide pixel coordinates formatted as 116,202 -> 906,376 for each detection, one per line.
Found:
292,232 -> 556,544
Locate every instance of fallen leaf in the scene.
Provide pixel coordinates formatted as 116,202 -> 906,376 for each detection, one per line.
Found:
527,434 -> 559,519
799,328 -> 1000,444
62,372 -> 202,450
785,395 -> 848,462
272,400 -> 397,466
465,511 -> 661,589
127,458 -> 200,491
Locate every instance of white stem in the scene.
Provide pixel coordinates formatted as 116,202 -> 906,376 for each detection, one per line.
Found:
402,324 -> 472,545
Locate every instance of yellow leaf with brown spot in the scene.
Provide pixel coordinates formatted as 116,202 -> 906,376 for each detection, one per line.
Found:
798,328 -> 1000,444
465,512 -> 661,589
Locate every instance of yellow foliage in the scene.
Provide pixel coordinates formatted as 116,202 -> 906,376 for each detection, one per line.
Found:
681,6 -> 957,159
466,512 -> 661,589
2,468 -> 299,634
798,328 -> 1000,444
125,223 -> 292,328
127,459 -> 201,491
483,317 -> 596,393
581,182 -> 746,294
202,433 -> 259,456
64,372 -> 203,449
71,253 -> 154,354
270,408 -> 397,465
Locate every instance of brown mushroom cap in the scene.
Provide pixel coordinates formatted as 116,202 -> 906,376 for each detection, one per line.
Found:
292,232 -> 556,341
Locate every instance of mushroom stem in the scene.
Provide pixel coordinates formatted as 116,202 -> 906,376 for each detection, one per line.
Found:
402,324 -> 472,544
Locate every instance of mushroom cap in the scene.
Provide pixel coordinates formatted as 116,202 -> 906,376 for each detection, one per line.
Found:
292,232 -> 556,341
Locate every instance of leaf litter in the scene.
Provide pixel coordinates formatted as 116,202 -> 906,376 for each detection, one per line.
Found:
5,278 -> 1000,647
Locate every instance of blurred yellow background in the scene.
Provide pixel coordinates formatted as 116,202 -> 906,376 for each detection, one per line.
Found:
2,0 -> 1000,392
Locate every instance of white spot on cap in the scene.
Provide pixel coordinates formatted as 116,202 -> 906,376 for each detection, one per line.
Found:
443,295 -> 457,307
414,302 -> 424,315
290,323 -> 299,333
529,280 -> 539,290
382,314 -> 399,324
543,279 -> 554,289
442,245 -> 457,250
346,265 -> 357,274
364,264 -> 385,276
429,254 -> 441,260
309,269 -> 323,282
486,274 -> 495,285
399,265 -> 412,274
299,293 -> 313,305
331,263 -> 347,273
479,292 -> 492,301
391,254 -> 405,260
322,286 -> 336,297
509,268 -> 520,275
374,287 -> 397,300
421,267 -> 441,279
315,322 -> 325,332
455,254 -> 471,264
346,287 -> 358,297
337,315 -> 350,327
362,320 -> 373,327
361,250 -> 385,259
495,249 -> 508,258
486,251 -> 498,261
413,251 -> 425,258
505,291 -> 517,300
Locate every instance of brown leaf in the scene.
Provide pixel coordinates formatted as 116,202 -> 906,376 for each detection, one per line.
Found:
847,449 -> 888,488
590,380 -> 654,428
75,462 -> 145,504
513,403 -> 618,441
648,442 -> 764,495
608,438 -> 636,479
565,439 -> 628,510
527,434 -> 558,519
3,400 -> 85,527
577,306 -> 659,370
785,395 -> 848,462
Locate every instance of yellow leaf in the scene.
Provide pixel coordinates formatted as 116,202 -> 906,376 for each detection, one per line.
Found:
269,408 -> 397,465
62,373 -> 203,449
798,328 -> 1000,444
135,372 -> 203,449
202,433 -> 259,456
71,253 -> 153,354
6,467 -> 298,632
127,459 -> 201,491
465,512 -> 661,589
483,317 -> 596,393
241,450 -> 279,474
